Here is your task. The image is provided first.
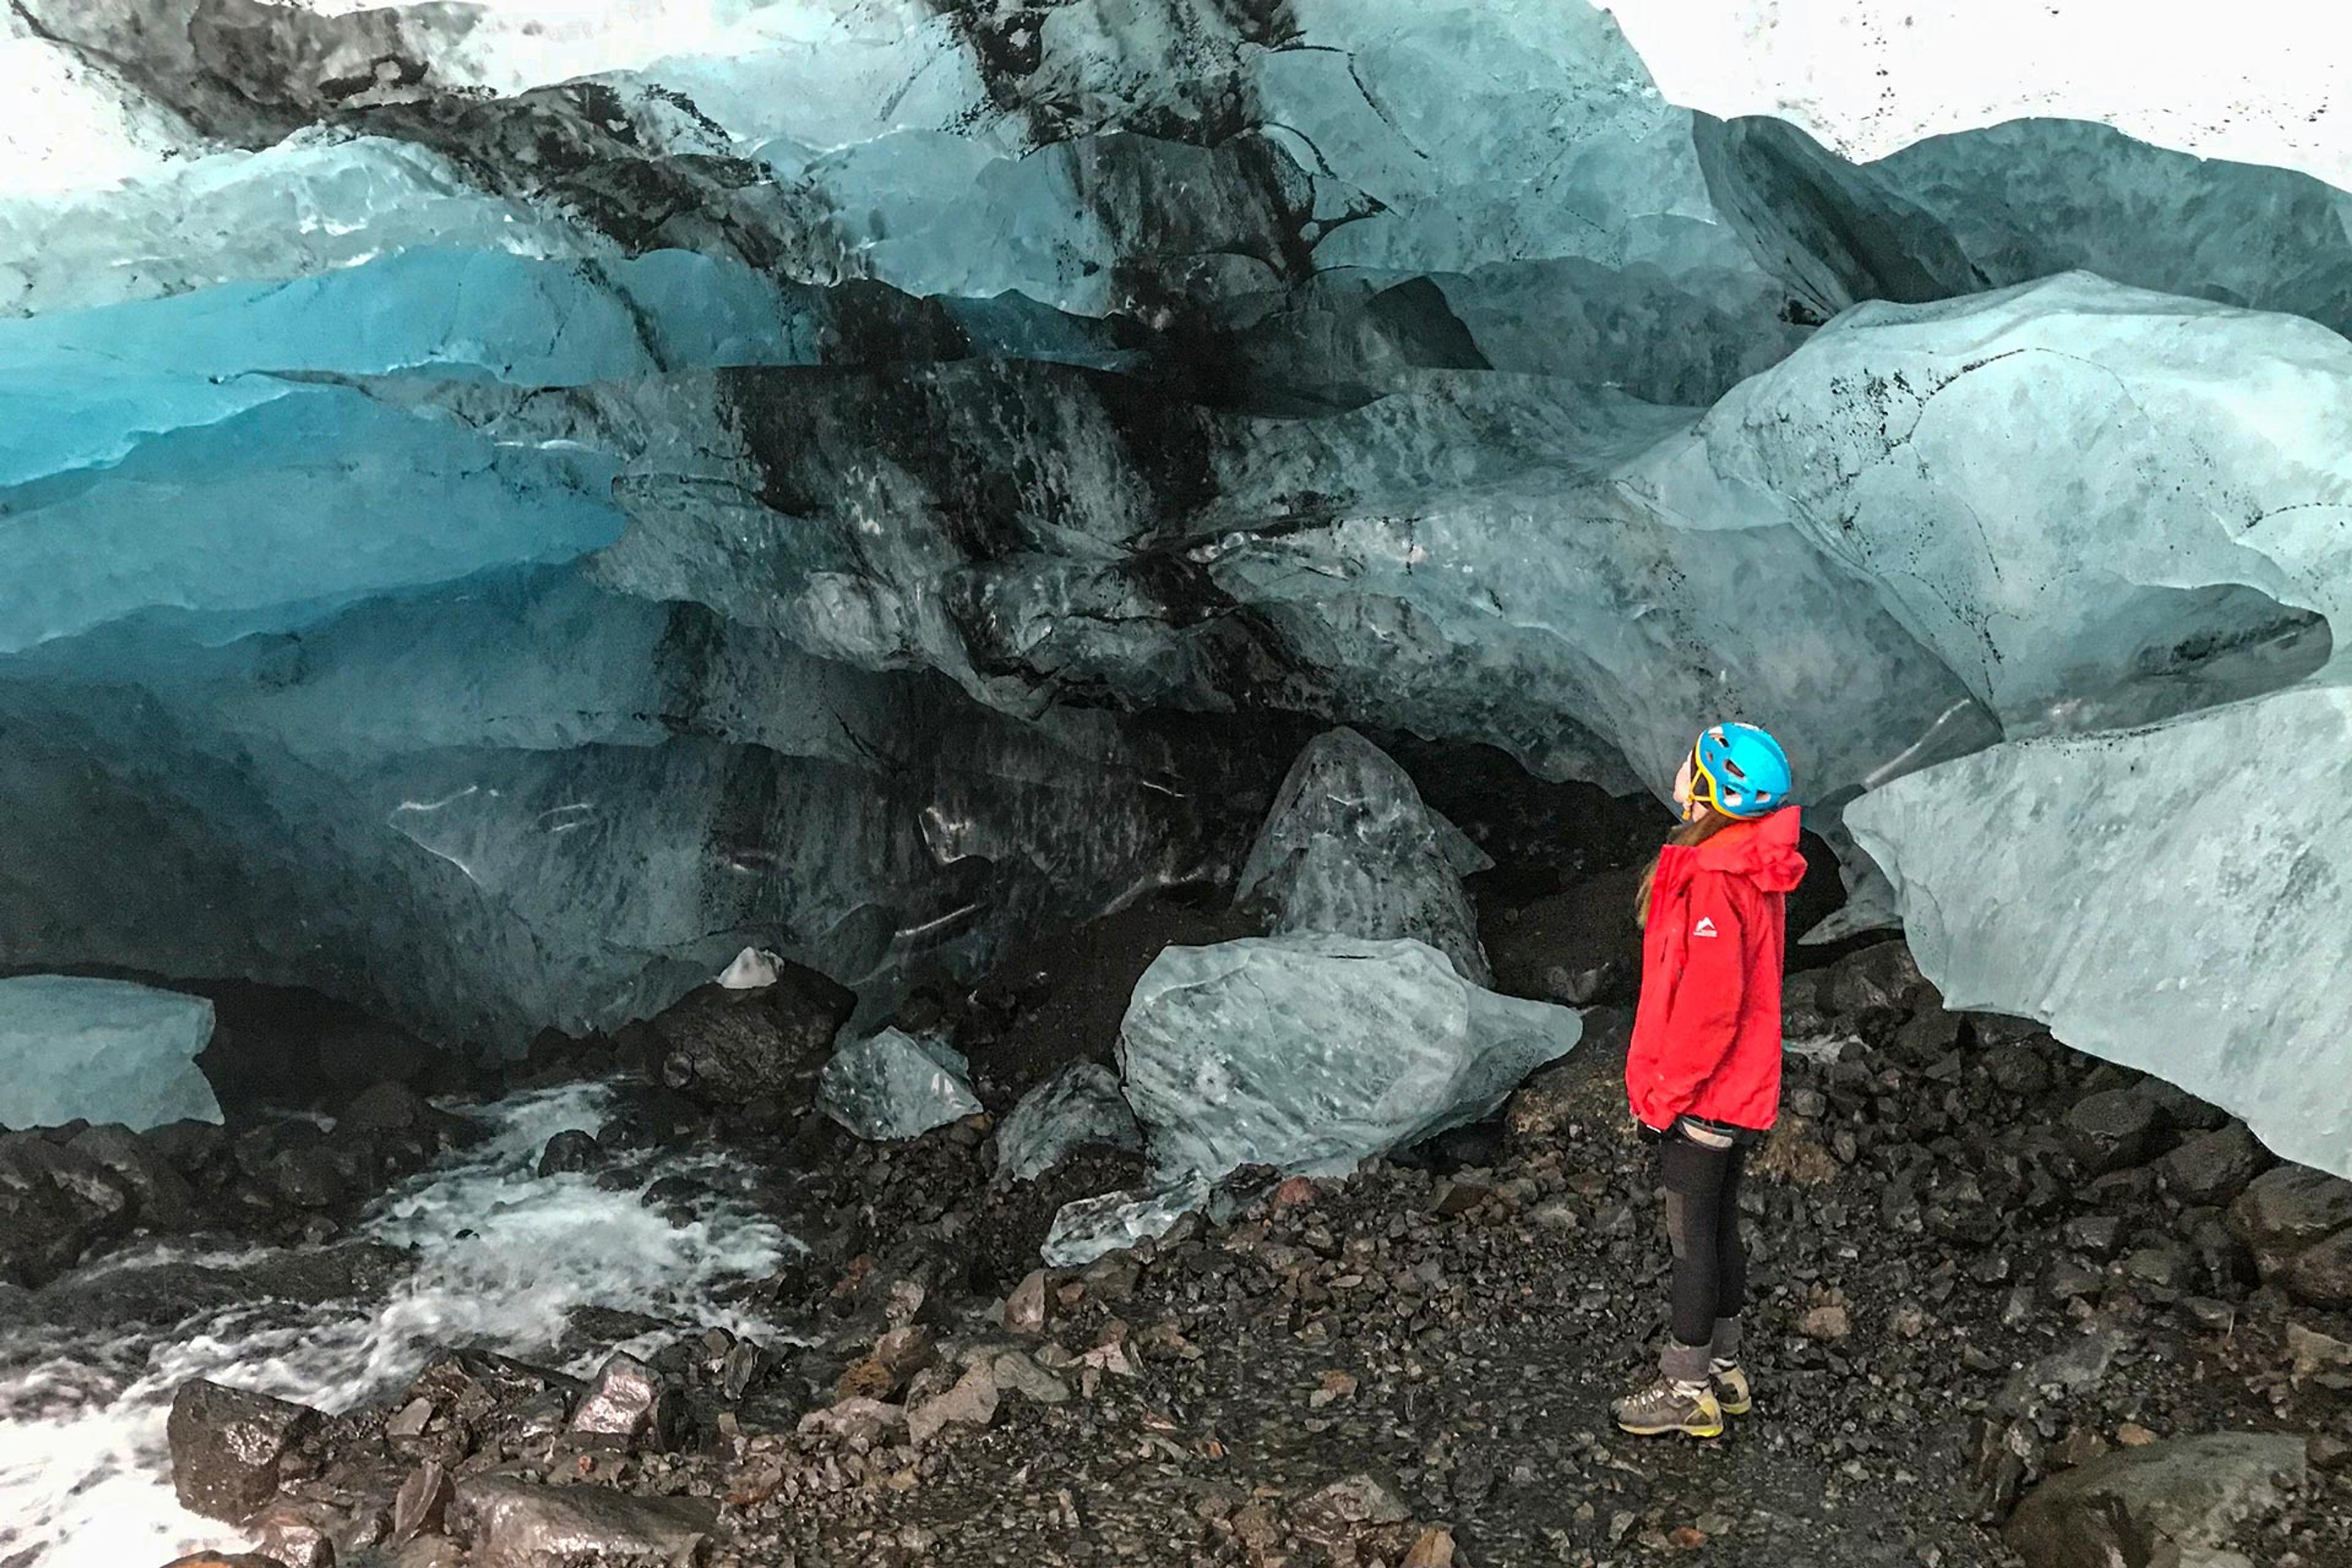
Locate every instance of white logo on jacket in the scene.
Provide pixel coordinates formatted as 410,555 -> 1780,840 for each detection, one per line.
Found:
1692,916 -> 1718,937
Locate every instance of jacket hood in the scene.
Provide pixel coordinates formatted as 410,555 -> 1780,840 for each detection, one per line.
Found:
1691,805 -> 1807,892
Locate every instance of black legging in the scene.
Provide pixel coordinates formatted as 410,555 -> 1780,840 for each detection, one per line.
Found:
1660,1126 -> 1748,1350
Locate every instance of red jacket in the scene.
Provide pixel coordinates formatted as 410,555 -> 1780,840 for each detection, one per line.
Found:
1627,806 -> 1806,1133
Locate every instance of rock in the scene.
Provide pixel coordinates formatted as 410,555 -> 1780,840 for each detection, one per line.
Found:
2064,1088 -> 2162,1175
66,1122 -> 195,1231
1270,1174 -> 1324,1208
2003,1329 -> 2125,1409
1291,1472 -> 1411,1545
1823,941 -> 1928,1016
567,1352 -> 666,1449
166,1378 -> 322,1524
143,1118 -> 232,1175
795,1396 -> 909,1444
2158,1123 -> 2270,1206
1798,1302 -> 1852,1341
268,1145 -> 349,1210
2005,1433 -> 2305,1568
835,1358 -> 899,1403
391,1459 -> 455,1544
534,1130 -> 603,1178
991,1350 -> 1072,1404
874,1324 -> 937,1382
1403,1525 -> 1457,1568
0,1132 -> 134,1283
1988,1049 -> 2053,1097
1891,1009 -> 1962,1065
398,1351 -> 581,1456
337,1081 -> 427,1133
2120,1242 -> 2194,1292
159,1556 -> 290,1567
1430,1179 -> 1491,1216
2132,1078 -> 2231,1133
1754,1118 -> 1841,1186
2228,1165 -> 2352,1272
649,971 -> 854,1105
251,1502 -> 336,1568
387,1544 -> 465,1568
450,1475 -> 715,1568
907,1360 -> 999,1446
2282,1227 -> 2352,1308
2285,1322 -> 2352,1385
2181,1297 -> 2238,1333
2062,1214 -> 2122,1257
1003,1268 -> 1050,1334
2310,1433 -> 2352,1473
1310,1370 -> 1359,1408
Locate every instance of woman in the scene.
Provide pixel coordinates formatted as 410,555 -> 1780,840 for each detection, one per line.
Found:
1611,722 -> 1805,1439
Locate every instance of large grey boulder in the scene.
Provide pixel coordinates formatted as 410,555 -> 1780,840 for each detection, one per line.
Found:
165,1378 -> 322,1524
2229,1165 -> 2352,1276
648,968 -> 853,1105
2005,1432 -> 2305,1568
450,1476 -> 716,1568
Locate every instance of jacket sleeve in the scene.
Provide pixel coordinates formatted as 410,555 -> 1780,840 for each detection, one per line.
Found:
1646,872 -> 1749,1120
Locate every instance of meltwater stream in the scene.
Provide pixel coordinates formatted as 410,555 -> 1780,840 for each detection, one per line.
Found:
0,1082 -> 796,1566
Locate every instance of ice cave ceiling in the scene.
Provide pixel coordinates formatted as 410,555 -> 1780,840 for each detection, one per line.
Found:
3,1 -> 2350,1172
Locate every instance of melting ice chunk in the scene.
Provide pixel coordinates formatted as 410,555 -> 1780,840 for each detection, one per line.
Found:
1237,728 -> 1495,985
1847,683 -> 2352,1180
1118,934 -> 1581,1185
715,947 -> 785,990
1039,1178 -> 1212,1269
994,1061 -> 1142,1185
0,976 -> 219,1131
816,1028 -> 981,1142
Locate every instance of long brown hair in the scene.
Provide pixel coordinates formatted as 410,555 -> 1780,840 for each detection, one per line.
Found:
1634,808 -> 1741,929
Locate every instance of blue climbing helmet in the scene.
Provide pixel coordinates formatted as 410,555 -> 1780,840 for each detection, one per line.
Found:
1687,723 -> 1793,820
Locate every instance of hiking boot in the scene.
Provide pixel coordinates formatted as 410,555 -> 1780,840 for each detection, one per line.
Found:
1611,1376 -> 1724,1439
1710,1360 -> 1752,1416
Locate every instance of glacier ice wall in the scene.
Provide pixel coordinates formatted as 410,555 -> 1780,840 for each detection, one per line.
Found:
6,0 -> 2352,1085
0,565 -> 1289,1044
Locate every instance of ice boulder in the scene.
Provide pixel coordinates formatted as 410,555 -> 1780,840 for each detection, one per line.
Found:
0,975 -> 219,1131
1847,684 -> 2352,1180
995,1062 -> 1143,1185
1237,729 -> 1494,985
817,1028 -> 982,1142
1118,935 -> 1580,1185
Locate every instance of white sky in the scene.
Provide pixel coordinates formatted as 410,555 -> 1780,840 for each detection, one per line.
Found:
1604,0 -> 2350,185
6,1 -> 2348,196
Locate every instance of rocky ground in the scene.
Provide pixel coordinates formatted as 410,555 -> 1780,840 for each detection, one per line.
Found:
43,930 -> 2335,1568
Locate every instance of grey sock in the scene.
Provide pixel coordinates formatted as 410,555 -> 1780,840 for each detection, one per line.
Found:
1709,1316 -> 1741,1367
1660,1338 -> 1712,1383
